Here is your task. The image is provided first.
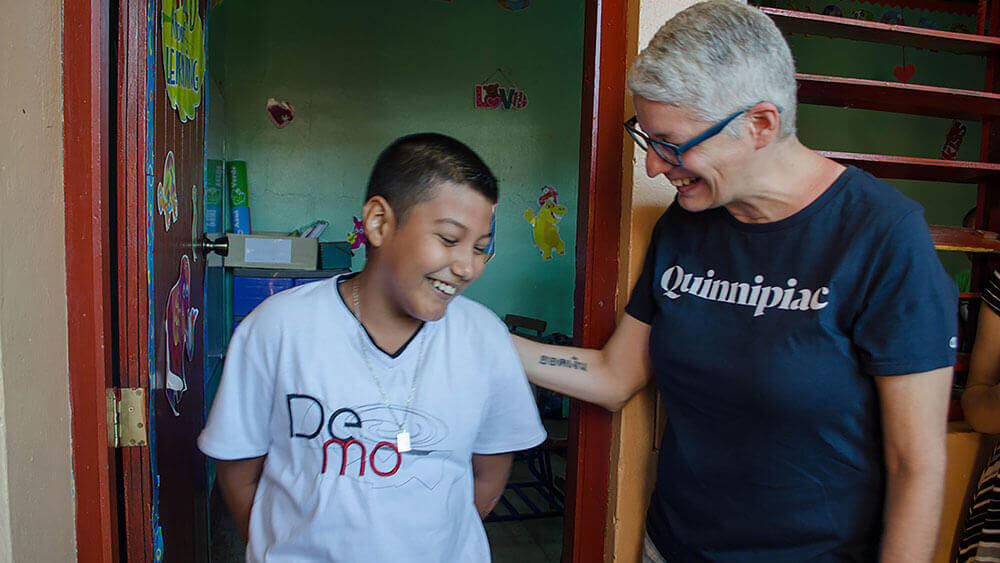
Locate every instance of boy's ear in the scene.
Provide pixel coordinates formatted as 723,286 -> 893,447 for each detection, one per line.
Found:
362,196 -> 396,248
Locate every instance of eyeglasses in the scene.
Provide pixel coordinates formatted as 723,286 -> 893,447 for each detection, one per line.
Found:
624,109 -> 746,167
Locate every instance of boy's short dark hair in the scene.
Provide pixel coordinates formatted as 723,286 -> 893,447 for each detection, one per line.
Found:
366,133 -> 498,220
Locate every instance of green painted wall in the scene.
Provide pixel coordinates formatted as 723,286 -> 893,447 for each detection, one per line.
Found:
766,0 -> 985,278
207,0 -> 584,336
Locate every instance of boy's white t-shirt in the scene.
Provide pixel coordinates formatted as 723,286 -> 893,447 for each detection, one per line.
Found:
198,275 -> 547,562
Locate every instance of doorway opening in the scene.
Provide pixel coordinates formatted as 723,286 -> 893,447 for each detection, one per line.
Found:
200,2 -> 591,562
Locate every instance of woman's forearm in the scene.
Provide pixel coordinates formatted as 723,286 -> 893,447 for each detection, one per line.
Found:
512,314 -> 654,412
514,337 -> 627,410
879,457 -> 945,562
875,369 -> 950,563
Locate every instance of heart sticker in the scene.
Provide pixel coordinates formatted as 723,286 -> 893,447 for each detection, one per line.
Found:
893,64 -> 916,83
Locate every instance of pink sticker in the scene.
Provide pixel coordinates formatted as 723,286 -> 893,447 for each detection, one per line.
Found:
347,216 -> 367,250
941,120 -> 967,161
266,97 -> 296,128
474,70 -> 529,111
165,255 -> 199,416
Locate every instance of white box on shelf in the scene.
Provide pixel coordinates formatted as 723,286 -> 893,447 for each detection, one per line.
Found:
224,233 -> 318,270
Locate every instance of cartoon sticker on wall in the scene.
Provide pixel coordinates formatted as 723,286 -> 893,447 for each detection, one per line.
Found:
347,216 -> 367,251
157,151 -> 179,231
190,184 -> 199,261
266,97 -> 296,128
146,1 -> 165,559
850,8 -> 873,21
498,0 -> 529,10
475,68 -> 528,111
880,9 -> 904,25
161,0 -> 205,122
153,525 -> 164,562
777,0 -> 956,33
893,48 -> 916,83
524,185 -> 567,260
165,255 -> 199,416
942,120 -> 967,160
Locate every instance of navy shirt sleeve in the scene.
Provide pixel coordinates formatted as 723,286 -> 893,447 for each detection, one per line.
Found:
626,210 -> 671,325
625,237 -> 656,324
852,209 -> 958,376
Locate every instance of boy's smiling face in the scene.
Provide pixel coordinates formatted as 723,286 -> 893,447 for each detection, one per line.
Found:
377,181 -> 494,322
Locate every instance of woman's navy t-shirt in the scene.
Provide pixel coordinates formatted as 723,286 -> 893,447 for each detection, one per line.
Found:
626,166 -> 957,562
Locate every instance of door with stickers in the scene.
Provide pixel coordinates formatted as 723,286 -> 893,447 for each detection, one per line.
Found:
113,0 -> 211,561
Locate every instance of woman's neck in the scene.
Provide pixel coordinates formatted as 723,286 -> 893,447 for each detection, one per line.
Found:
725,139 -> 845,224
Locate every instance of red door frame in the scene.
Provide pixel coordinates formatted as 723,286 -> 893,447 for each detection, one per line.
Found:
63,0 -> 629,560
63,1 -> 118,562
569,0 -> 628,560
116,0 -> 156,559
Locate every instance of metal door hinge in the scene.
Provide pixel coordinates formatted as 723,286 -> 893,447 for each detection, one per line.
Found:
106,388 -> 148,448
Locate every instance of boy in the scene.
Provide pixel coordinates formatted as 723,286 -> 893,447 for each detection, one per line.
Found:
198,133 -> 546,562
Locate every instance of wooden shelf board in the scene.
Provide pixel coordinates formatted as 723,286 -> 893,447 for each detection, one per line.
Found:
761,7 -> 1000,55
798,73 -> 1000,120
959,292 -> 982,300
930,225 -> 1000,253
818,151 -> 1000,183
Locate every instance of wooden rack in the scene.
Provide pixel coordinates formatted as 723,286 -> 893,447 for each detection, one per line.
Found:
759,3 -> 999,367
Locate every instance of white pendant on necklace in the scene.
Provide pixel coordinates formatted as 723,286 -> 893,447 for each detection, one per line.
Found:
396,431 -> 411,453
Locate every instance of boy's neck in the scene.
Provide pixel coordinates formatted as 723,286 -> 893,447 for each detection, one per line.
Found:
339,272 -> 423,356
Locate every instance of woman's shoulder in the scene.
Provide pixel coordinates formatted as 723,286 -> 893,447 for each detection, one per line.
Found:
836,166 -> 924,222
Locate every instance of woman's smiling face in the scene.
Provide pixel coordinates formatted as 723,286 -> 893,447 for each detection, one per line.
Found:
634,95 -> 753,213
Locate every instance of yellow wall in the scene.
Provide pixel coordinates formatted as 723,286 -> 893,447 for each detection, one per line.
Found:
609,1 -> 698,561
937,424 -> 997,562
0,0 -> 76,560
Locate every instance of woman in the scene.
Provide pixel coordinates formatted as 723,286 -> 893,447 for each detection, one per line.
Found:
515,2 -> 956,561
958,270 -> 1000,562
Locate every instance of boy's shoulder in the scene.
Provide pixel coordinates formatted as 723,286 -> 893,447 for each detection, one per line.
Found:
439,295 -> 508,335
243,277 -> 339,328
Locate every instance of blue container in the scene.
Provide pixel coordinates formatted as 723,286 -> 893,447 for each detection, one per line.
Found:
233,276 -> 294,317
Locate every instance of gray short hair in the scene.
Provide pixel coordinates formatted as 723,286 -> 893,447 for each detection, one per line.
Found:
628,0 -> 797,138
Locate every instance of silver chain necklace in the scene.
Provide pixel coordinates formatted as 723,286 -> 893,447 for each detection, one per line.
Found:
352,279 -> 423,452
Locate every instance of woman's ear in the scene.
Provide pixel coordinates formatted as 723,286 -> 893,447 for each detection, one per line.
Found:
361,196 -> 396,248
746,102 -> 781,150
